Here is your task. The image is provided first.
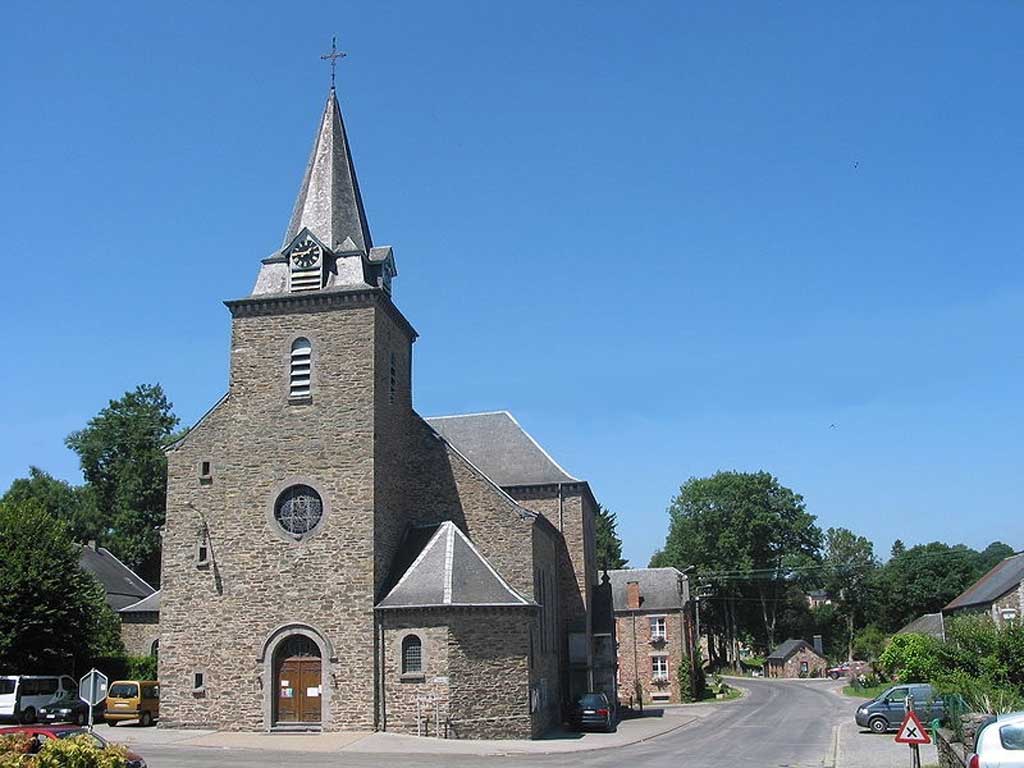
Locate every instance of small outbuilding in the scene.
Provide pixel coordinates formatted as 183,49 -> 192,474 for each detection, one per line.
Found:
765,639 -> 826,678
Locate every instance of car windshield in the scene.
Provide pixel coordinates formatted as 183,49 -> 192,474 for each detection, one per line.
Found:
57,730 -> 106,748
107,684 -> 138,699
578,694 -> 605,708
0,680 -> 15,695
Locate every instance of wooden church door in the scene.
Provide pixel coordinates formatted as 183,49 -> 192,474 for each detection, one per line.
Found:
274,635 -> 322,724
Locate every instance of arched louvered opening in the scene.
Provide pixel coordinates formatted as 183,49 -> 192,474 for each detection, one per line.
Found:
289,338 -> 312,400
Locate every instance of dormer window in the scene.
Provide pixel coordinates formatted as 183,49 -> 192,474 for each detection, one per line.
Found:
286,231 -> 326,293
289,338 -> 312,401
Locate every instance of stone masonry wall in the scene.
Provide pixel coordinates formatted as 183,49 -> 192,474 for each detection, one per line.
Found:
448,609 -> 533,739
530,523 -> 563,735
161,301 -> 380,731
991,583 -> 1023,626
380,614 -> 450,736
615,609 -> 689,705
120,613 -> 159,657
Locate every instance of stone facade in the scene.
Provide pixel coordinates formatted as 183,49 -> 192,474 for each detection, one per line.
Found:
119,613 -> 160,657
156,89 -> 607,739
616,609 -> 690,705
990,583 -> 1023,627
766,646 -> 827,678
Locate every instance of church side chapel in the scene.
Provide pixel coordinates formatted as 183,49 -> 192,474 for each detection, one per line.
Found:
160,57 -> 615,739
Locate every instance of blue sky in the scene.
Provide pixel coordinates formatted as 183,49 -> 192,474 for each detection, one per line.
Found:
1,2 -> 1021,567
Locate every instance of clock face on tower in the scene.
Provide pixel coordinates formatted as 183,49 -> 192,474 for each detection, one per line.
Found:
289,236 -> 323,269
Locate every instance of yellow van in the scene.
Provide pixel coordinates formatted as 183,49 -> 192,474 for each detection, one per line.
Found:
104,680 -> 159,726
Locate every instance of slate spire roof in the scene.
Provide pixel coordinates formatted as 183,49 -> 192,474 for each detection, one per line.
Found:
377,522 -> 532,609
283,87 -> 372,254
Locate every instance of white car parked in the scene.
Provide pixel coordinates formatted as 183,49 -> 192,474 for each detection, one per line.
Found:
970,712 -> 1024,767
0,676 -> 78,724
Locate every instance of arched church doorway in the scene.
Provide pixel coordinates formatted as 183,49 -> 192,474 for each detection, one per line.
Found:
273,634 -> 322,725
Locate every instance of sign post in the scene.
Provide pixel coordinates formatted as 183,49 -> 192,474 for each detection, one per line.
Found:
894,709 -> 931,767
79,669 -> 108,731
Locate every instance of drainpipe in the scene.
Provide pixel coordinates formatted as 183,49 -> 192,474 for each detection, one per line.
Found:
557,483 -> 564,531
379,620 -> 387,730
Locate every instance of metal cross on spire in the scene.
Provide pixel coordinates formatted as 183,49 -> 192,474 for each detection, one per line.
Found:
320,36 -> 347,90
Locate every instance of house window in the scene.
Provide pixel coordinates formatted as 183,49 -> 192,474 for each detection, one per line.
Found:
651,655 -> 669,680
289,338 -> 312,401
800,661 -> 809,674
199,461 -> 212,483
649,616 -> 667,641
273,485 -> 324,536
1001,608 -> 1019,624
192,671 -> 205,692
401,635 -> 423,676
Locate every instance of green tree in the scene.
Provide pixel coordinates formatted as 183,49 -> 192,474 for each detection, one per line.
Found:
870,542 -> 981,632
654,471 -> 822,662
594,505 -> 627,570
975,541 -> 1015,575
0,499 -> 122,674
65,384 -> 178,585
1,467 -> 102,545
822,527 -> 877,661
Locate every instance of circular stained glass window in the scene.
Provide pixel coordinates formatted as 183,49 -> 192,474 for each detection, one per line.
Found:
274,485 -> 323,535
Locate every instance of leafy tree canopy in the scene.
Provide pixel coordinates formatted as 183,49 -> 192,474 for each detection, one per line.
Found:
65,384 -> 178,586
0,499 -> 122,674
1,466 -> 102,545
594,505 -> 627,570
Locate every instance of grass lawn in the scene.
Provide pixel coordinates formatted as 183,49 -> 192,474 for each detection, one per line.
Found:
843,683 -> 890,699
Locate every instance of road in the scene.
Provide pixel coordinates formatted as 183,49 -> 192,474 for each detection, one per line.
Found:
137,679 -> 857,768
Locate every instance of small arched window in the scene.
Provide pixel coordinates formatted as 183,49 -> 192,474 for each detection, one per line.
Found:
401,634 -> 423,675
289,338 -> 312,400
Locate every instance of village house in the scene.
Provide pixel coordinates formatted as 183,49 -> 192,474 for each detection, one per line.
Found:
155,82 -> 614,738
764,639 -> 827,679
608,568 -> 693,705
944,551 -> 1023,627
78,541 -> 160,657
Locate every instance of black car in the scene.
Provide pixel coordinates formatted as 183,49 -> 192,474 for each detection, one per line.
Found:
38,692 -> 105,726
569,692 -> 616,733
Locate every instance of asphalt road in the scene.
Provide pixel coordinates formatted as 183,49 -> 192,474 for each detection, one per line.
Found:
139,678 -> 850,768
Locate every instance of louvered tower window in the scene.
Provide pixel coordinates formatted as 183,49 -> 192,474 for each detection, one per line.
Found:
289,338 -> 312,400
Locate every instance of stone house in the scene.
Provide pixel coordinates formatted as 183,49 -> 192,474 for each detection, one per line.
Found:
157,84 -> 612,738
609,568 -> 693,705
944,551 -> 1024,627
764,639 -> 826,678
78,541 -> 159,657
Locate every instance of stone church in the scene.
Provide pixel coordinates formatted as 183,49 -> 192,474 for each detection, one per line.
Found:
160,83 -> 615,738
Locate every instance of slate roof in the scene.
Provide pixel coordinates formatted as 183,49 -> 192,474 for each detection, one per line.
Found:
607,568 -> 689,612
767,639 -> 817,662
78,545 -> 155,611
283,87 -> 373,254
120,590 -> 161,614
424,412 -> 578,487
945,552 -> 1024,611
896,612 -> 945,639
377,522 -> 532,609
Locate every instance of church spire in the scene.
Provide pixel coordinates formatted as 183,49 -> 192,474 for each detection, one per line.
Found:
282,87 -> 373,254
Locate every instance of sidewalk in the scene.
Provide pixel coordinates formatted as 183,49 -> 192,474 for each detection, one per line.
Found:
104,698 -> 727,755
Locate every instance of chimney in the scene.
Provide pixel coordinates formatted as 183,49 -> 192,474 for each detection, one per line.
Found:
626,581 -> 641,610
813,634 -> 824,656
87,540 -> 98,551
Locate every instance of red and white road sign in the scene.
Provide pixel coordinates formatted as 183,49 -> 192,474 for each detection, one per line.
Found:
894,711 -> 931,745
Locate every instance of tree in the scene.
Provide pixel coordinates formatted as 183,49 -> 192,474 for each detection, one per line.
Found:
594,505 -> 627,570
870,542 -> 981,631
822,527 -> 877,661
890,539 -> 906,559
65,384 -> 179,585
975,541 -> 1015,575
0,499 -> 122,674
1,467 -> 102,545
654,471 -> 822,663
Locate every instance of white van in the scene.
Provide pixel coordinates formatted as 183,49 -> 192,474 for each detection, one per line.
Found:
0,676 -> 77,723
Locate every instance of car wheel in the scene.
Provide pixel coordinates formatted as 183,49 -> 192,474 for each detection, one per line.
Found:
76,711 -> 87,726
140,711 -> 153,727
20,707 -> 36,725
869,717 -> 888,734
829,672 -> 840,680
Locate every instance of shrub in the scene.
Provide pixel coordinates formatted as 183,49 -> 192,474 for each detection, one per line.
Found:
124,655 -> 157,681
35,734 -> 129,768
678,649 -> 707,702
879,633 -> 943,682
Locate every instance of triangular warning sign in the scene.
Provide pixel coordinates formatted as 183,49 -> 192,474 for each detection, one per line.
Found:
894,711 -> 931,744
